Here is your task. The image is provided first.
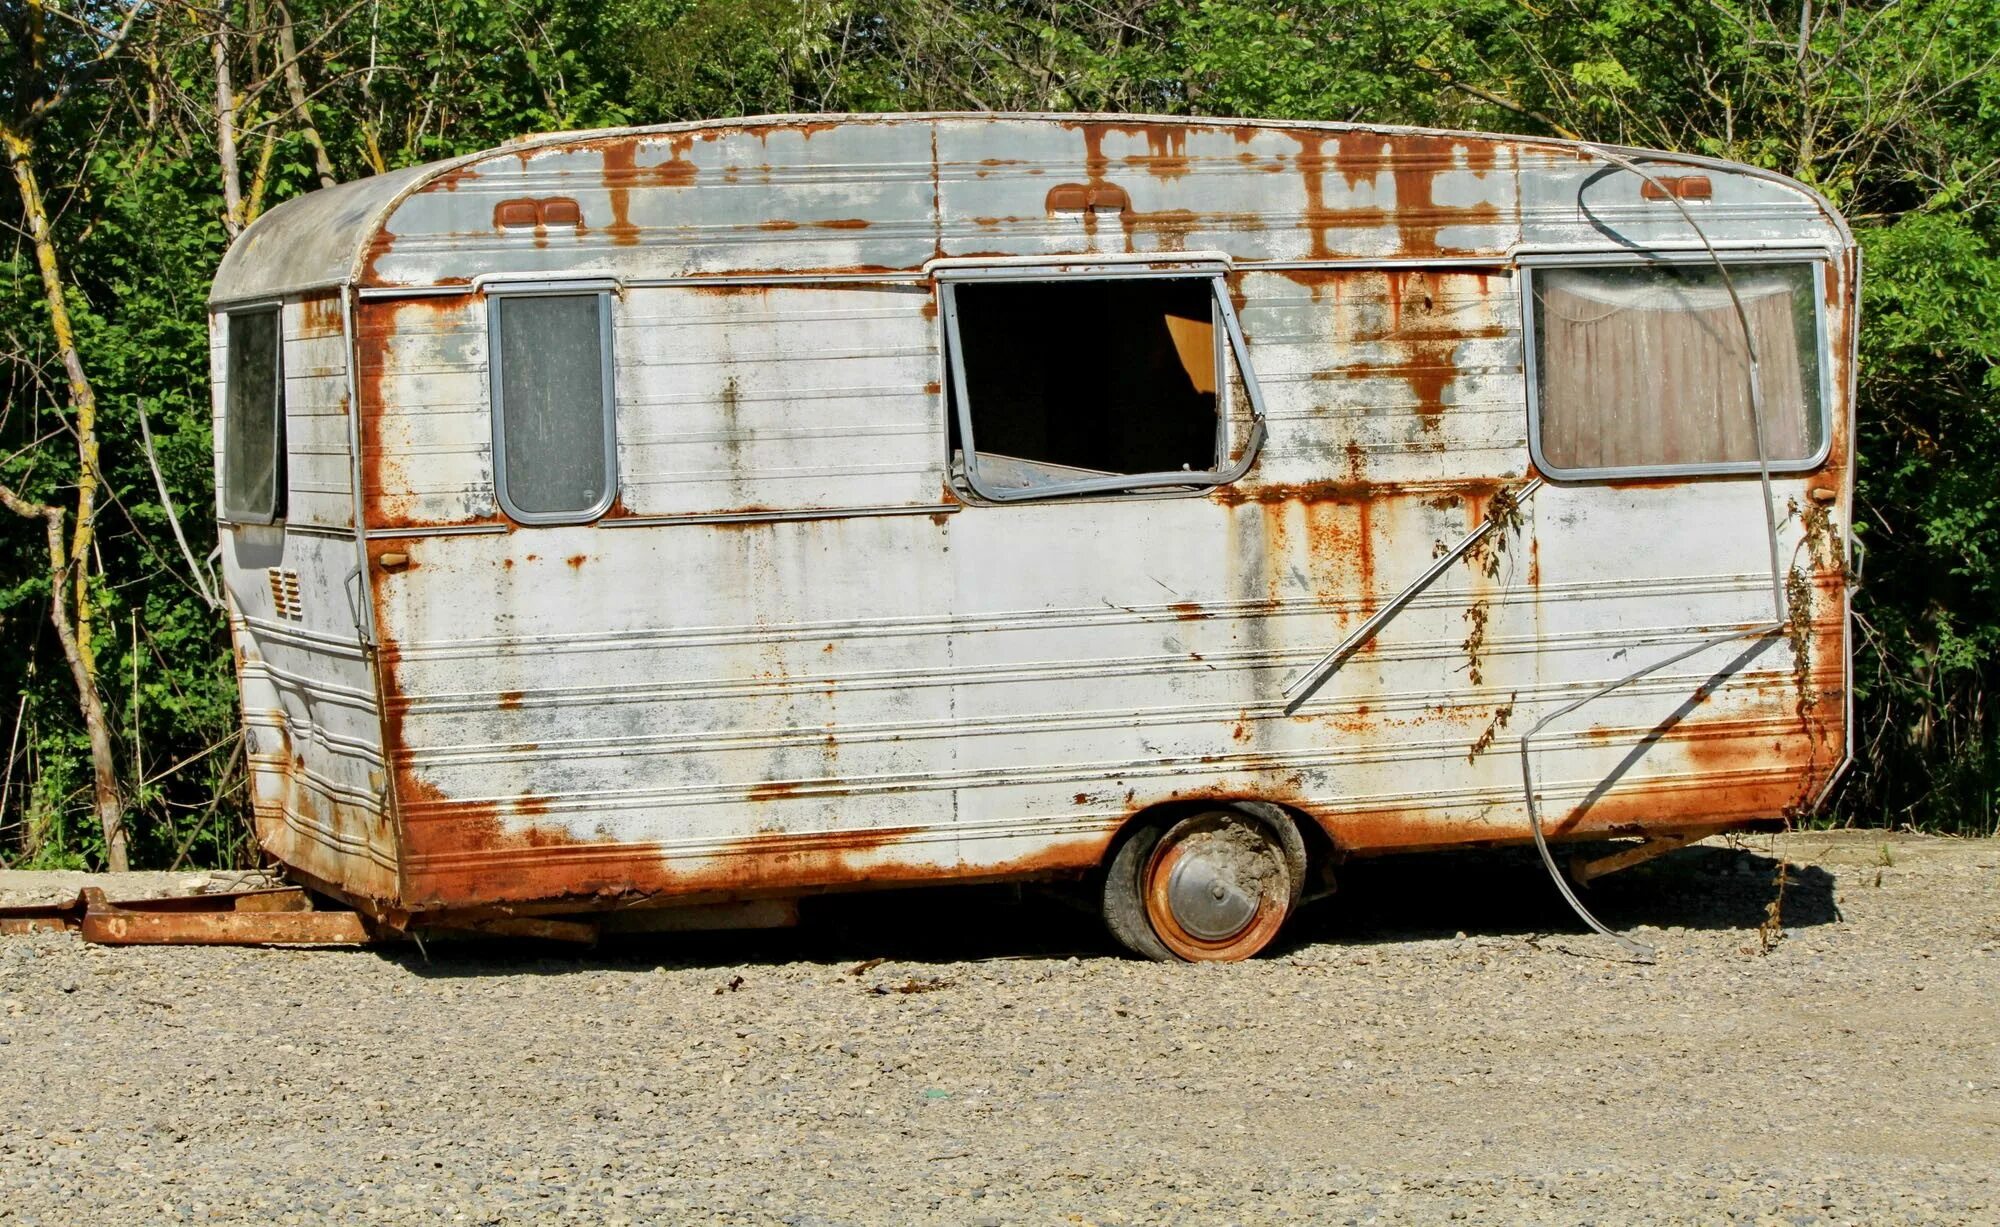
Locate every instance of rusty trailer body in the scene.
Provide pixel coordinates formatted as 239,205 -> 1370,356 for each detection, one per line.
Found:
207,113 -> 1855,958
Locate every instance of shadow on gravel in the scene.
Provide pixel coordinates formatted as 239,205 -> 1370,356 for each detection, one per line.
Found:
381,841 -> 1839,976
1283,842 -> 1840,954
386,882 -> 1115,978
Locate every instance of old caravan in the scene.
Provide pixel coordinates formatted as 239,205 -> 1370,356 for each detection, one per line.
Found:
210,113 -> 1854,960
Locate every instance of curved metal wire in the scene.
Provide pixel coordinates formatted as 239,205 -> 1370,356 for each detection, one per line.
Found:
1518,143 -> 1794,961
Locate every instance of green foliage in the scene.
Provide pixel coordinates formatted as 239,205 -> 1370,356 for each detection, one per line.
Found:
3,0 -> 1997,869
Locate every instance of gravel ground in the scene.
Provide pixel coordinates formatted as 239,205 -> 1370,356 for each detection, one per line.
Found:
0,829 -> 1995,1226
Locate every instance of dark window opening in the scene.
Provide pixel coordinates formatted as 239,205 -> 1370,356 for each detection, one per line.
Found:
951,278 -> 1221,490
222,307 -> 285,523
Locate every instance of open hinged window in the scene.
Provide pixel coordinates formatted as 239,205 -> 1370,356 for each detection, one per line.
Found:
1524,257 -> 1833,480
936,261 -> 1267,501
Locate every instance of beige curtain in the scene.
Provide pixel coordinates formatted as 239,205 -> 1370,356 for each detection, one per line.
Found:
1535,266 -> 1817,472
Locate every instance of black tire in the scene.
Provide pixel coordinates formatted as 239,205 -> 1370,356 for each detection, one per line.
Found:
1101,818 -> 1176,961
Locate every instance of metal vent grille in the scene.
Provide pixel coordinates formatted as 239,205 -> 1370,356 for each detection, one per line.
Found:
267,568 -> 303,619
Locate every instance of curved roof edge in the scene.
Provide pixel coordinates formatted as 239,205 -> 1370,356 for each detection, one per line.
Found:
208,112 -> 1853,307
209,160 -> 465,306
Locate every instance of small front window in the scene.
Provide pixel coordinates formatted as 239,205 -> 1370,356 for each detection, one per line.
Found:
222,307 -> 285,523
1528,261 -> 1829,478
490,291 -> 616,523
941,271 -> 1265,501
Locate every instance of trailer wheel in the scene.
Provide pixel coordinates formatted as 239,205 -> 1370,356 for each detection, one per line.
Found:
1101,806 -> 1305,962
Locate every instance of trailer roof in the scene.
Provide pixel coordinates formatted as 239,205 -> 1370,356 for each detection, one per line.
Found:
209,112 -> 1849,307
211,160 -> 439,304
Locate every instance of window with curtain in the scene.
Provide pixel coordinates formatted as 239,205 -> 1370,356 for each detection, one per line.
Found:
1529,262 -> 1828,477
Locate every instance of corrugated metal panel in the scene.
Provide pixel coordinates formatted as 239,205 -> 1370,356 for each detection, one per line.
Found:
614,285 -> 942,517
213,302 -> 397,906
282,295 -> 359,530
366,123 -> 938,286
356,297 -> 495,528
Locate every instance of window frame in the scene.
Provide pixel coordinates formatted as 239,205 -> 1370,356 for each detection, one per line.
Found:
220,303 -> 288,526
936,261 -> 1269,503
1520,251 -> 1836,482
486,281 -> 620,526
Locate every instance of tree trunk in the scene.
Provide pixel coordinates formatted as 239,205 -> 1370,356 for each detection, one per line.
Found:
275,1 -> 337,189
213,13 -> 245,238
1,128 -> 130,872
0,482 -> 128,872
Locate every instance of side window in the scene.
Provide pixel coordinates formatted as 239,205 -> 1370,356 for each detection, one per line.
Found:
222,306 -> 286,523
1527,261 -> 1830,478
941,271 -> 1266,501
490,291 -> 616,524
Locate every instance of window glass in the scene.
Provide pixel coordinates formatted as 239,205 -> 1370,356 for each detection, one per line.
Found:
1531,262 -> 1827,475
493,293 -> 613,521
950,278 -> 1221,492
222,307 -> 284,522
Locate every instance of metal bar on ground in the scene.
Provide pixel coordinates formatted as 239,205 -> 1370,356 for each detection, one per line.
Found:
1571,833 -> 1699,885
0,887 -> 375,946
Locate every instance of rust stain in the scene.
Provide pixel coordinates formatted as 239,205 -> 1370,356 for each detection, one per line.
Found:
1168,601 -> 1204,621
1295,132 -> 1501,260
1329,269 -> 1509,442
357,227 -> 397,285
1354,499 -> 1375,611
565,554 -> 587,569
356,296 -> 509,531
396,783 -> 1120,910
1127,127 -> 1190,179
602,142 -> 639,246
1343,346 -> 1457,440
497,691 -> 524,710
431,163 -> 481,192
297,292 -> 342,337
1295,134 -> 1345,261
595,135 -> 698,247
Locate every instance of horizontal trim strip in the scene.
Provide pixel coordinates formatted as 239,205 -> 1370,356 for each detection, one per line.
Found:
383,574 -> 1800,658
397,745 -> 1813,831
400,687 -> 1811,775
386,622 -> 1820,725
365,523 -> 510,539
599,502 -> 960,528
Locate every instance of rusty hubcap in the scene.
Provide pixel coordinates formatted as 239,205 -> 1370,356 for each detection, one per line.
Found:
1143,812 -> 1292,961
